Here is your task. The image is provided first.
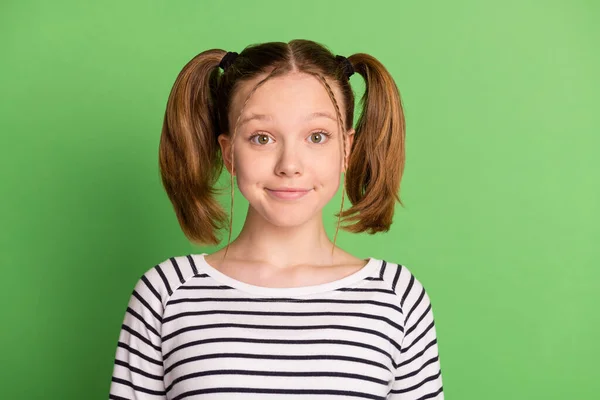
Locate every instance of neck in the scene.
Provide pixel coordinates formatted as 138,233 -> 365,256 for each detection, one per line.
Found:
224,206 -> 336,268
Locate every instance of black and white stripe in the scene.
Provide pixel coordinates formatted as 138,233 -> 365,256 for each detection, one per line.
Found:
110,254 -> 443,399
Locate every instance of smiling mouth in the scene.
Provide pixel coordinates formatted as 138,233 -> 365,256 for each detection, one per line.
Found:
265,188 -> 312,200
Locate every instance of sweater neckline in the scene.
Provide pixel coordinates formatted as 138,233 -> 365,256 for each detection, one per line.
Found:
192,253 -> 380,297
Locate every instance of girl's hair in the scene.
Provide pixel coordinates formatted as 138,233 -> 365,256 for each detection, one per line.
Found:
159,39 -> 405,245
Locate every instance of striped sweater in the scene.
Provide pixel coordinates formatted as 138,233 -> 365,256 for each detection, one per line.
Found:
109,254 -> 444,399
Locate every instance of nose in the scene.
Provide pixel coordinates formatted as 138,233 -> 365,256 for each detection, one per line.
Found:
274,142 -> 303,177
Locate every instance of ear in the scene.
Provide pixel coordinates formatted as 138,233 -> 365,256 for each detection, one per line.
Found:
217,134 -> 234,175
343,128 -> 355,171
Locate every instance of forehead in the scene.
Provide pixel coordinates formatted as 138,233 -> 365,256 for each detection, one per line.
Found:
229,71 -> 344,127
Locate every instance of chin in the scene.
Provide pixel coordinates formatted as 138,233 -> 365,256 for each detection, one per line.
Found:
241,186 -> 336,228
264,214 -> 316,228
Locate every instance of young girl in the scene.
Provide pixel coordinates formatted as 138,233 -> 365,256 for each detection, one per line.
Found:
109,39 -> 444,400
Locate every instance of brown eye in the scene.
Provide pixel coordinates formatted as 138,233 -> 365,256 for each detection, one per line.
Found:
251,134 -> 273,145
308,132 -> 328,144
258,135 -> 270,144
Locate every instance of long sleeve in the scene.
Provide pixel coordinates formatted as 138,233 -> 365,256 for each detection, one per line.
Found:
109,273 -> 167,399
389,278 -> 444,399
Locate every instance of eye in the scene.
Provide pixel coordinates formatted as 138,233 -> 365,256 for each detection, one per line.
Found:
250,134 -> 274,145
308,131 -> 330,144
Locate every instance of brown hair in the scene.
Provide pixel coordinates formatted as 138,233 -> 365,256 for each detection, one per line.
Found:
159,39 -> 405,245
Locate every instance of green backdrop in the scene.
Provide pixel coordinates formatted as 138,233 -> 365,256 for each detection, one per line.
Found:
1,0 -> 598,399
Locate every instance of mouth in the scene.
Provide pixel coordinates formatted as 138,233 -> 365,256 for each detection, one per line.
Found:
265,187 -> 313,200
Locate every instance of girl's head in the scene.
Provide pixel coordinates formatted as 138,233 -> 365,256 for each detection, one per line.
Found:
159,39 -> 405,245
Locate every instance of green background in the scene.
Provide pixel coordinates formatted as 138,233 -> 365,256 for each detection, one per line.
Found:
1,0 -> 598,399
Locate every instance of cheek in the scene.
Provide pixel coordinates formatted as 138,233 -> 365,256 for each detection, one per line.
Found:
233,150 -> 270,183
310,162 -> 342,189
314,149 -> 344,176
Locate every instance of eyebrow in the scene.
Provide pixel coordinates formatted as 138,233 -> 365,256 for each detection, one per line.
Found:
237,111 -> 337,128
306,111 -> 337,122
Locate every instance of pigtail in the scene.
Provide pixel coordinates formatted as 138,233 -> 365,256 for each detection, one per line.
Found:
341,53 -> 406,233
159,49 -> 227,245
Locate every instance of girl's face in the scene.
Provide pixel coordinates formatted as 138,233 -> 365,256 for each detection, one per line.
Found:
219,71 -> 354,229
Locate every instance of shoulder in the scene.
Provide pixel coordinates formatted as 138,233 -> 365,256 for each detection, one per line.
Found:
377,259 -> 434,318
132,254 -> 200,307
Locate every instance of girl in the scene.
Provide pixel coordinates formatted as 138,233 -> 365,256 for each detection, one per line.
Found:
109,39 -> 444,400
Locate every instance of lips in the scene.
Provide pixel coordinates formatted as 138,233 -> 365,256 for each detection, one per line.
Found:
265,188 -> 312,200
